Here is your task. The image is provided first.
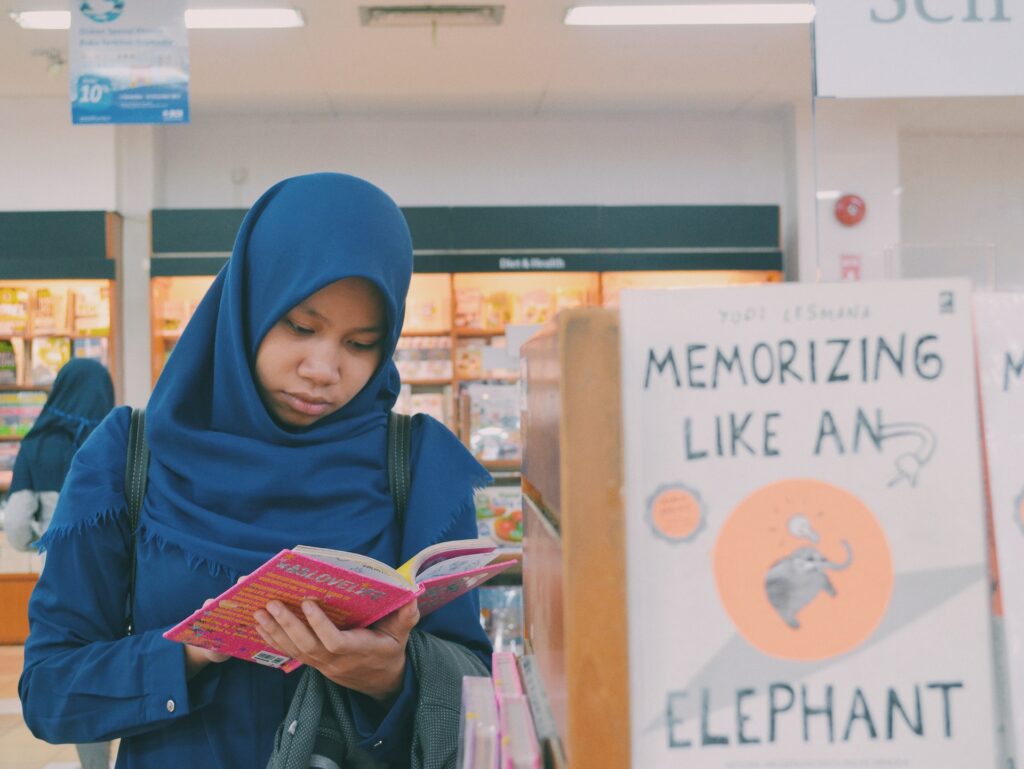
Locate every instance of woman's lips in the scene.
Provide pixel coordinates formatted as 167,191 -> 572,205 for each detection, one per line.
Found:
282,392 -> 331,416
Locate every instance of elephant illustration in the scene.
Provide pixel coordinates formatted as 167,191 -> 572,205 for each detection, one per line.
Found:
765,541 -> 853,629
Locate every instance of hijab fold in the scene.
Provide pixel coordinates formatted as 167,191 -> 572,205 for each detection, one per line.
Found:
135,173 -> 488,575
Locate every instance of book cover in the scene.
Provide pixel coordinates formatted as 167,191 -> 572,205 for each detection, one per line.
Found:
29,336 -> 71,385
498,695 -> 542,769
974,291 -> 1024,768
620,280 -> 996,768
31,287 -> 69,336
72,337 -> 109,366
0,339 -> 17,385
0,287 -> 29,336
72,285 -> 111,337
164,541 -> 516,671
459,676 -> 500,769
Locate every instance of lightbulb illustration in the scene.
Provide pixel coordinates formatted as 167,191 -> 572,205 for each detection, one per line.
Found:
787,513 -> 820,543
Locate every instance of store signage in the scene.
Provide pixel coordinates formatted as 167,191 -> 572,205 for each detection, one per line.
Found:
814,0 -> 1024,97
620,279 -> 997,767
70,1 -> 190,125
412,251 -> 783,274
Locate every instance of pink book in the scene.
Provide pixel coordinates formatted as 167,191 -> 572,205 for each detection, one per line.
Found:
163,538 -> 517,672
492,651 -> 523,700
498,694 -> 542,769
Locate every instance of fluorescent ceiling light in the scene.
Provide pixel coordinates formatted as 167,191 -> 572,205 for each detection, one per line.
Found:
9,8 -> 305,30
360,5 -> 504,27
9,11 -> 69,30
816,190 -> 842,200
184,8 -> 304,28
564,4 -> 816,26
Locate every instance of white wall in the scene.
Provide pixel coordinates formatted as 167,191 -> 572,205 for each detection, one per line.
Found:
901,133 -> 1024,289
0,98 -> 117,211
156,112 -> 791,209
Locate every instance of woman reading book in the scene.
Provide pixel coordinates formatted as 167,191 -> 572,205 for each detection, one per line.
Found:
20,173 -> 492,768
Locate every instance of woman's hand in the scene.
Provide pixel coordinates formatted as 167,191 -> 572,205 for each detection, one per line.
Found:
183,601 -> 232,678
183,576 -> 249,679
254,599 -> 420,701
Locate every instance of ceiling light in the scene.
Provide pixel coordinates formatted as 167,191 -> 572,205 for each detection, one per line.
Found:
9,8 -> 305,30
184,8 -> 304,29
564,4 -> 815,26
9,11 -> 70,30
360,5 -> 504,27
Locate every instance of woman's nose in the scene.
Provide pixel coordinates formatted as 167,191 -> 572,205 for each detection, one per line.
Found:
297,348 -> 341,385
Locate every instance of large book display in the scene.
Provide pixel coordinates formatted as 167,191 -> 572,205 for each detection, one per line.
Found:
521,280 -> 1006,769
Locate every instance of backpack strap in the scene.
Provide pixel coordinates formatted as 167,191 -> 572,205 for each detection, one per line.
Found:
387,411 -> 413,528
125,407 -> 150,636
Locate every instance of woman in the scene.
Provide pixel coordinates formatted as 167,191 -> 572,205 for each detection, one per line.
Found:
20,173 -> 492,768
4,356 -> 115,769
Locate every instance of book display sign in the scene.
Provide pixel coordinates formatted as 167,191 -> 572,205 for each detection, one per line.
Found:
70,1 -> 189,125
975,292 -> 1024,766
620,280 -> 996,768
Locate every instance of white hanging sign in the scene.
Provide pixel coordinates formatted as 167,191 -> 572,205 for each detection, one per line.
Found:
70,1 -> 190,125
814,0 -> 1024,97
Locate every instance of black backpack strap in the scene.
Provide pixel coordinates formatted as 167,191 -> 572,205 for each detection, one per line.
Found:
387,411 -> 412,528
125,407 -> 150,636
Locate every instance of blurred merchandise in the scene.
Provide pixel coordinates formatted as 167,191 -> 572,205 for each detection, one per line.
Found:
464,383 -> 520,462
394,335 -> 452,380
72,285 -> 111,337
29,337 -> 71,386
0,440 -> 18,488
72,337 -> 110,366
0,339 -> 17,385
475,486 -> 523,546
0,390 -> 47,438
0,287 -> 29,336
455,288 -> 484,329
479,585 -> 524,654
32,287 -> 70,335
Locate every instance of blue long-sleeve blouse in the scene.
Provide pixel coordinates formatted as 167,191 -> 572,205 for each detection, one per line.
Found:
20,407 -> 491,768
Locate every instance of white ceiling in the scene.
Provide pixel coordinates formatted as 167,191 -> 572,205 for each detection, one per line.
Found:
0,1 -> 814,116
1,2 -> 1021,132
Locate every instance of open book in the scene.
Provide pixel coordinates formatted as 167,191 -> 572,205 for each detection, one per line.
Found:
163,538 -> 517,672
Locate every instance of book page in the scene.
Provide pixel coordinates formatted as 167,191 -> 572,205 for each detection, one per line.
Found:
291,545 -> 406,586
400,537 -> 495,581
415,551 -> 498,582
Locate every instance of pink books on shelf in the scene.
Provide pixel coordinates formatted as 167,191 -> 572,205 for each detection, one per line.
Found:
163,538 -> 517,672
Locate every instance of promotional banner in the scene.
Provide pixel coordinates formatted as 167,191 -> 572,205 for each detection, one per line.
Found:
620,280 -> 997,768
70,1 -> 189,125
975,291 -> 1024,768
814,0 -> 1024,97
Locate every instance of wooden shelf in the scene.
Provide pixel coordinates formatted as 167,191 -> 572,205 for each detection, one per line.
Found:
404,378 -> 452,387
399,329 -> 451,338
455,374 -> 519,384
0,436 -> 23,442
0,385 -> 49,392
481,459 -> 521,472
454,328 -> 506,338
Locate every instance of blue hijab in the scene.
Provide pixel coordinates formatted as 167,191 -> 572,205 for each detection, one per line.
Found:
141,173 -> 488,575
9,358 -> 114,494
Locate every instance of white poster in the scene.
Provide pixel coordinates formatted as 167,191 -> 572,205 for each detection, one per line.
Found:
975,291 -> 1024,768
70,0 -> 189,125
620,280 -> 996,768
814,0 -> 1024,97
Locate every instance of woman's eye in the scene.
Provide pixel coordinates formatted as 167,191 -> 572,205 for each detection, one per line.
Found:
285,319 -> 314,336
349,339 -> 380,351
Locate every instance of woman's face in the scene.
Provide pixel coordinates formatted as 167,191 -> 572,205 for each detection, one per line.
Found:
255,277 -> 387,428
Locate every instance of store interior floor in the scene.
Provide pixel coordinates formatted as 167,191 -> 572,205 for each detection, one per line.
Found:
0,645 -> 117,768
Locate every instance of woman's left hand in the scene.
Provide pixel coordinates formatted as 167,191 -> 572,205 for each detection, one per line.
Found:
253,599 -> 419,701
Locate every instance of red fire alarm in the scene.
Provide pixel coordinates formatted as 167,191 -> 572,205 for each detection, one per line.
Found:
835,194 -> 866,227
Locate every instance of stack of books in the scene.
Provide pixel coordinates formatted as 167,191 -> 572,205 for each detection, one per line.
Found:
459,651 -> 563,769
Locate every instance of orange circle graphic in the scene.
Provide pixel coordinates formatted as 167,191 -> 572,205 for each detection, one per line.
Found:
713,479 -> 893,661
650,487 -> 703,541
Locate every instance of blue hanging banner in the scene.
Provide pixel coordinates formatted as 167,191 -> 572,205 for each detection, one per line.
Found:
70,1 -> 190,125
